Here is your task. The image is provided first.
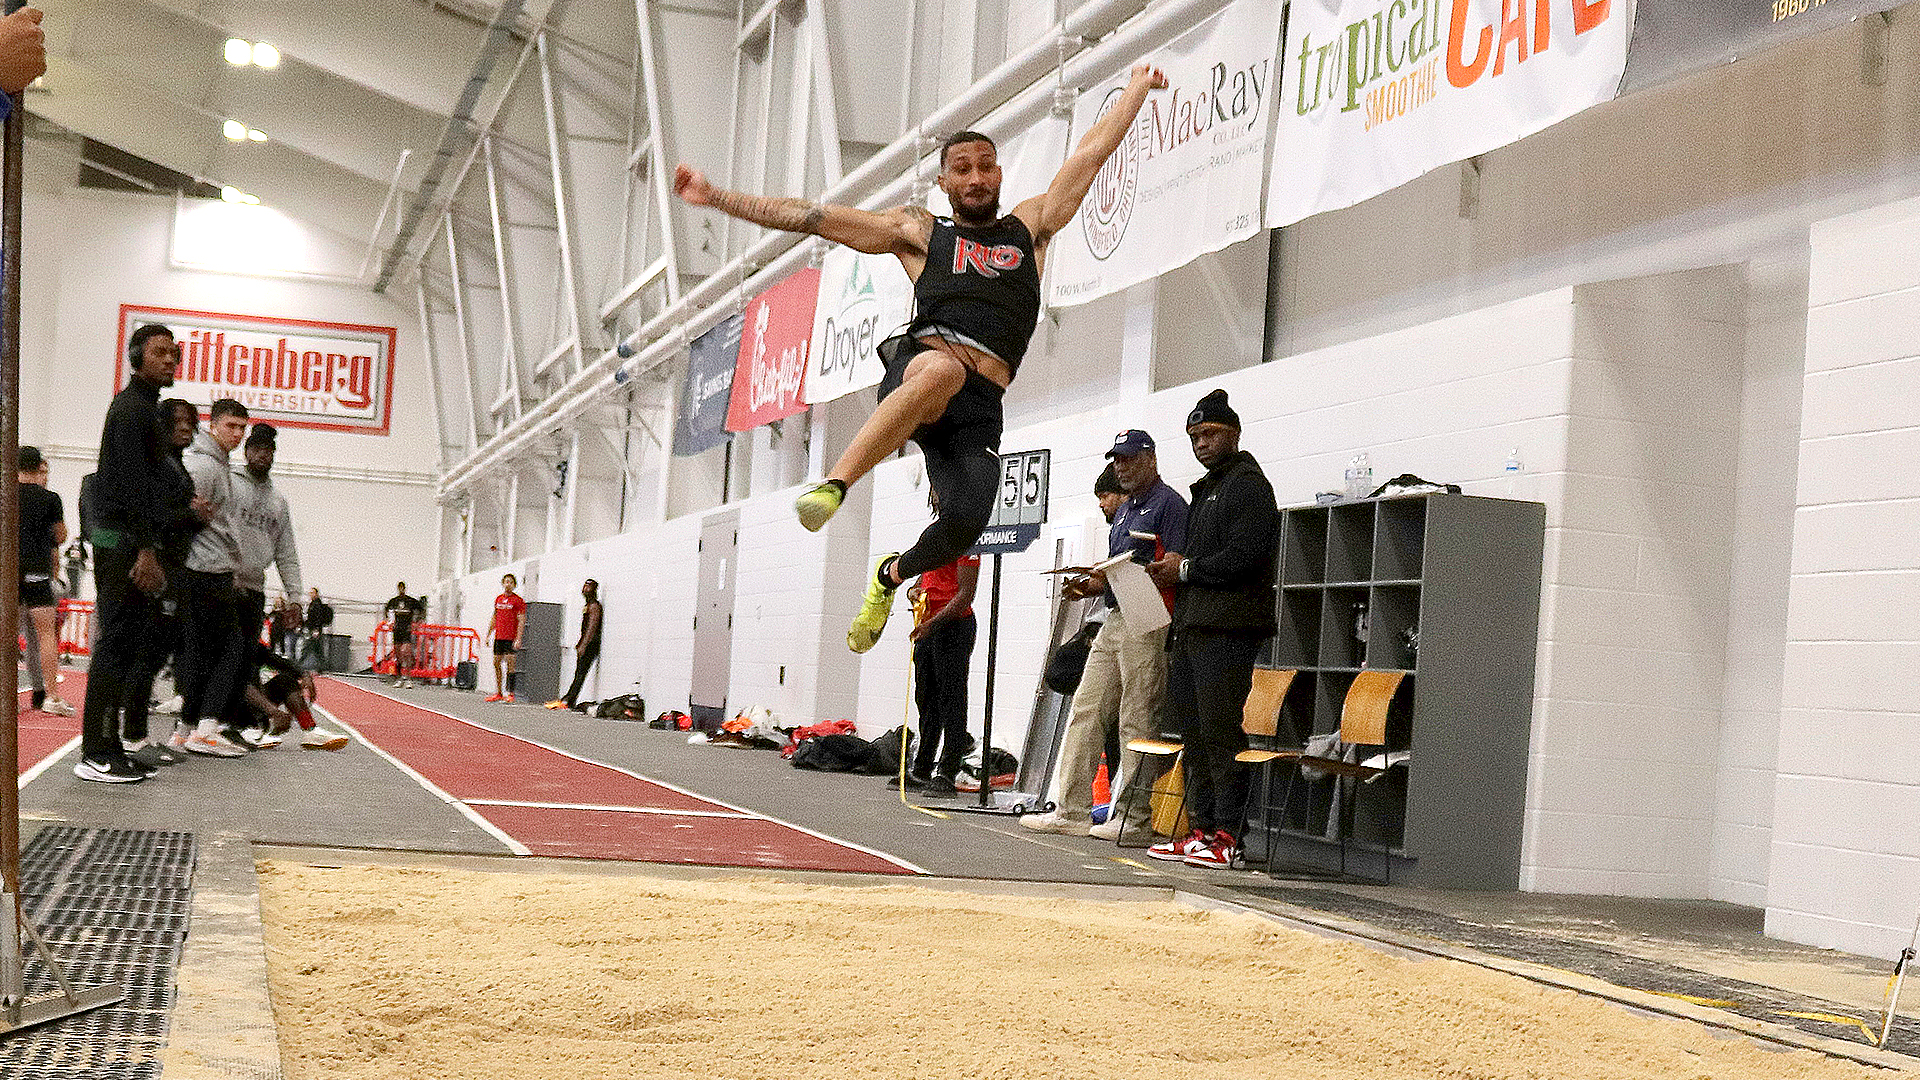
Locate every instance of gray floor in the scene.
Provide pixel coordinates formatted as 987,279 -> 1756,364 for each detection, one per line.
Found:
16,673 -> 1920,1068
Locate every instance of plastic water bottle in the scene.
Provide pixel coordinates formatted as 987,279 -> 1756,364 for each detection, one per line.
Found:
1344,453 -> 1372,499
1503,448 -> 1522,496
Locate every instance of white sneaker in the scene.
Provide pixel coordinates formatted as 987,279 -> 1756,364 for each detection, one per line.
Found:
1017,811 -> 1086,835
167,727 -> 191,752
154,695 -> 184,715
183,731 -> 247,758
247,729 -> 284,750
40,697 -> 75,717
300,727 -> 348,751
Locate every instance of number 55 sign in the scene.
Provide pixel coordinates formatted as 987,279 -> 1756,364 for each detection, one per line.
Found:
972,448 -> 1049,555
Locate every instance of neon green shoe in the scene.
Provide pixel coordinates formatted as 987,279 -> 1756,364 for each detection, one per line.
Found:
794,480 -> 844,532
847,553 -> 900,654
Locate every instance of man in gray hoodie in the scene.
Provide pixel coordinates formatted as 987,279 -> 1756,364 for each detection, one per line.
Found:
175,398 -> 251,758
229,422 -> 306,747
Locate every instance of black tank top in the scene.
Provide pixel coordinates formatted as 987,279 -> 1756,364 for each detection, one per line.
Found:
912,215 -> 1041,372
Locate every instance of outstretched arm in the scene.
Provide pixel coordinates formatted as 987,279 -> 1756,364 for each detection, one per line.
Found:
674,164 -> 930,258
1020,63 -> 1168,244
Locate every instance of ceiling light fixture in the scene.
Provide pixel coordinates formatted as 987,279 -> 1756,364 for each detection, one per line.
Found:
223,119 -> 246,141
224,38 -> 251,65
220,186 -> 260,206
251,42 -> 280,69
246,129 -> 267,142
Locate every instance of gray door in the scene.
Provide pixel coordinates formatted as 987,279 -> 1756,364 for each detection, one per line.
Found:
689,510 -> 738,717
515,601 -> 564,704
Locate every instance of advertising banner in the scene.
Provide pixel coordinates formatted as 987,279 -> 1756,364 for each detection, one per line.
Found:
674,312 -> 742,456
802,246 -> 914,405
725,268 -> 821,432
1047,0 -> 1284,308
1622,0 -> 1887,93
1268,0 -> 1630,229
118,305 -> 396,435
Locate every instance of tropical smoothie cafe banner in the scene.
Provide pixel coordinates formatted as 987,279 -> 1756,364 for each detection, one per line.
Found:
1621,0 -> 1890,92
1269,0 -> 1630,228
674,311 -> 742,456
118,305 -> 396,435
1048,0 -> 1284,307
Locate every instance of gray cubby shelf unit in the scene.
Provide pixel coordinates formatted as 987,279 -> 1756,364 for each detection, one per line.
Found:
1251,492 -> 1546,890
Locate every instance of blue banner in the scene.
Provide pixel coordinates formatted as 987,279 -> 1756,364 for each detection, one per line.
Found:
673,313 -> 742,457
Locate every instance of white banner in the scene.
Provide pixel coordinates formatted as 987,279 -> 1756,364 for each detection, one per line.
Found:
1046,0 -> 1283,308
1269,0 -> 1629,228
802,246 -> 914,405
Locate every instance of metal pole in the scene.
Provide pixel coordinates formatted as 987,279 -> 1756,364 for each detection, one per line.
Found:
976,554 -> 1001,809
0,9 -> 27,1009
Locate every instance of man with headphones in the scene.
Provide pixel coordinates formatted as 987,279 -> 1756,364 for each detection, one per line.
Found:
77,324 -> 180,783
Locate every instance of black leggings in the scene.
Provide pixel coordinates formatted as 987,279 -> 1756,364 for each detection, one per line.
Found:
878,339 -> 1004,581
912,614 -> 976,777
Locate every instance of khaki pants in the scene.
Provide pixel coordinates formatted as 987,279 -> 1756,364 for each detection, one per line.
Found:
1048,608 -> 1167,824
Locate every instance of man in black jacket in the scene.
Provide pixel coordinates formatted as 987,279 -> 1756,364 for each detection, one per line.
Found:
77,324 -> 180,783
1146,389 -> 1279,869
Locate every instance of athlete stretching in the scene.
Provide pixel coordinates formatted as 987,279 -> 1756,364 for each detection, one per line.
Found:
676,62 -> 1167,652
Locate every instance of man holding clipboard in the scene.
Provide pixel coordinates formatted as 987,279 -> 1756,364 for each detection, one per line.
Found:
1020,430 -> 1187,840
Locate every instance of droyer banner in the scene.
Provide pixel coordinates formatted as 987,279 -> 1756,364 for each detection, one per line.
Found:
1048,0 -> 1284,308
725,268 -> 821,432
117,305 -> 397,435
1268,0 -> 1629,229
802,246 -> 913,406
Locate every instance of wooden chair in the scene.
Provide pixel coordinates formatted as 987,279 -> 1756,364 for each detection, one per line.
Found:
1111,669 -> 1296,849
1246,670 -> 1407,881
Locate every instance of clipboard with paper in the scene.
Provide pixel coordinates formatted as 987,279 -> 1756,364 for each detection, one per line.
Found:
1046,553 -> 1169,637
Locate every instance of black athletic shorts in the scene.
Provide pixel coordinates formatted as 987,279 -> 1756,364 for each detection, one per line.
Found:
493,638 -> 516,656
263,671 -> 301,705
877,337 -> 1006,456
17,577 -> 54,609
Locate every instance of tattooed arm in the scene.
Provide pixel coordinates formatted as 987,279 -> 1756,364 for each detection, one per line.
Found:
674,164 -> 930,260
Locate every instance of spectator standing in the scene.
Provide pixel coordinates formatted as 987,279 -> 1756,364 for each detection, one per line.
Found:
383,583 -> 424,687
17,446 -> 71,716
547,579 -> 602,710
1146,390 -> 1280,870
229,422 -> 303,746
177,398 -> 251,758
302,586 -> 334,670
131,399 -> 204,767
77,324 -> 180,783
898,524 -> 979,796
484,573 -> 526,703
1022,430 -> 1187,841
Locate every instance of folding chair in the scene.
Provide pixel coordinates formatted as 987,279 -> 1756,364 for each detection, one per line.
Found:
1111,668 -> 1296,850
1256,670 -> 1407,882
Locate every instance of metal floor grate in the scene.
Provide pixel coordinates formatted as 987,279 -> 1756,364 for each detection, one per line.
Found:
0,826 -> 196,1079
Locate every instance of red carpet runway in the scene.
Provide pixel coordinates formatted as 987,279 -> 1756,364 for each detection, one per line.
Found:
17,671 -> 84,785
316,679 -> 919,875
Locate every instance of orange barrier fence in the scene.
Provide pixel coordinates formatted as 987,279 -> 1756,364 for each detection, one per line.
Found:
16,599 -> 93,658
370,622 -> 480,681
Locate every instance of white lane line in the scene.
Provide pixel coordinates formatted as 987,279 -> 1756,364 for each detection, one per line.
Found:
18,734 -> 80,790
311,702 -> 531,856
463,798 -> 755,819
332,680 -> 928,875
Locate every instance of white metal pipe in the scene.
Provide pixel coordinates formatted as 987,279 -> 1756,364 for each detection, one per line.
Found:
359,149 -> 414,281
438,0 -> 1222,500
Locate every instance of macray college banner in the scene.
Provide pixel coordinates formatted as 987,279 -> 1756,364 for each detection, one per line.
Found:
803,246 -> 913,405
725,268 -> 821,432
1048,0 -> 1284,308
118,305 -> 397,435
1269,0 -> 1629,229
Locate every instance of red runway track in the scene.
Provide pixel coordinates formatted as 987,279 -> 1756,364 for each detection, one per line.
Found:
17,671 -> 85,781
318,679 -> 918,875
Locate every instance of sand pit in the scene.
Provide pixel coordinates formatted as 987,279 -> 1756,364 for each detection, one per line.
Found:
257,862 -> 1881,1080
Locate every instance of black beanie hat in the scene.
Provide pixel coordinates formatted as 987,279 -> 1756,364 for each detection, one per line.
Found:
1186,388 -> 1240,431
1094,462 -> 1124,496
245,422 -> 278,449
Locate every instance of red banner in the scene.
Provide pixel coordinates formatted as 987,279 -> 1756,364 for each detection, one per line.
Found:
725,268 -> 820,432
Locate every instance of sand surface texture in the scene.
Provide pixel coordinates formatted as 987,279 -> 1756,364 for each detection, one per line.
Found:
258,862 -> 1879,1080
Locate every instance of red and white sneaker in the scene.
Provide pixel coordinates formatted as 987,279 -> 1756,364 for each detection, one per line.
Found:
1147,829 -> 1209,863
1183,830 -> 1240,870
483,693 -> 506,703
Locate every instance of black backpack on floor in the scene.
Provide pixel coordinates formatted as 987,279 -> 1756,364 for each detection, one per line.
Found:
791,734 -> 874,772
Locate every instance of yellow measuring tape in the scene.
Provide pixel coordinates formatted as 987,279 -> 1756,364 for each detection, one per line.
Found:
896,650 -> 949,820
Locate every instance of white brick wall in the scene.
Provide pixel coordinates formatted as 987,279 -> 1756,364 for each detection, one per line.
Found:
1771,195 -> 1920,956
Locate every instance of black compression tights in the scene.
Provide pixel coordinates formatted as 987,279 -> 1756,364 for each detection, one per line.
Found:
892,442 -> 998,582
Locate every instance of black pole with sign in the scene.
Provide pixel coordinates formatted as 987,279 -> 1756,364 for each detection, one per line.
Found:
945,449 -> 1051,818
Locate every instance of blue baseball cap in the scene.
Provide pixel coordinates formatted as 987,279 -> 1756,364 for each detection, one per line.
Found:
1105,429 -> 1155,458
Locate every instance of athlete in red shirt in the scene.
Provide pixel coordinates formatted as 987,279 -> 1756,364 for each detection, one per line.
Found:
485,573 -> 527,703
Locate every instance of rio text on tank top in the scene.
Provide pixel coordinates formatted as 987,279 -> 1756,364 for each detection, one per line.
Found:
912,216 -> 1042,374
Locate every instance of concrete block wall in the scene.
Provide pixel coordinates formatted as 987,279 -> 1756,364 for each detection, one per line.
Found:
1772,194 -> 1920,955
